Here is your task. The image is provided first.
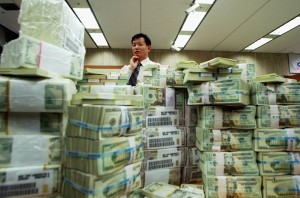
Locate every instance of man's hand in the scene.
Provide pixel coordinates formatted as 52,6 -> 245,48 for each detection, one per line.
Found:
129,55 -> 140,71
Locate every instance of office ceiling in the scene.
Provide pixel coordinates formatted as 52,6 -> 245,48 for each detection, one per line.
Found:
1,0 -> 300,53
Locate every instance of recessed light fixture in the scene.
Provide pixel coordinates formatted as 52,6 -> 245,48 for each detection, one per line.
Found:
73,8 -> 99,29
90,33 -> 108,46
174,35 -> 192,48
182,11 -> 206,31
185,3 -> 200,13
270,16 -> 300,35
245,38 -> 272,51
194,0 -> 215,4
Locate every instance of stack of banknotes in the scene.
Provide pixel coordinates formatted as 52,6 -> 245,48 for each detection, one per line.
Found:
253,73 -> 294,83
198,106 -> 256,129
187,79 -> 250,105
66,105 -> 145,139
250,82 -> 300,105
237,63 -> 256,83
256,105 -> 300,128
196,128 -> 253,151
181,166 -> 203,184
0,76 -> 76,112
199,57 -> 237,69
77,73 -> 129,87
254,128 -> 300,151
63,161 -> 142,198
141,167 -> 181,187
175,61 -> 199,70
143,107 -> 179,128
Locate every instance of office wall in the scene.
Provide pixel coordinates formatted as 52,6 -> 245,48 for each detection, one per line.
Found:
85,48 -> 290,76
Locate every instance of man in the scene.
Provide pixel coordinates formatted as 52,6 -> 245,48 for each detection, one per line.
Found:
120,33 -> 158,86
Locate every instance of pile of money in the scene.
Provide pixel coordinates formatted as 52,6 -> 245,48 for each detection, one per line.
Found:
77,84 -> 134,95
196,128 -> 253,151
186,127 -> 196,147
256,105 -> 300,128
142,182 -> 203,198
175,61 -> 199,70
0,165 -> 61,198
258,152 -> 300,175
183,68 -> 216,84
142,127 -> 186,149
141,167 -> 181,187
0,76 -> 77,112
187,147 -> 200,166
65,134 -> 144,176
262,175 -> 300,198
253,73 -> 293,83
0,135 -> 61,168
237,63 -> 256,83
185,106 -> 198,127
199,57 -> 237,69
63,161 -> 142,198
198,106 -> 256,129
215,67 -> 243,80
144,107 -> 179,128
204,175 -> 262,198
166,69 -> 185,86
199,151 -> 259,176
0,112 -> 65,135
251,82 -> 300,105
254,128 -> 300,151
76,75 -> 128,86
66,105 -> 144,139
181,166 -> 203,184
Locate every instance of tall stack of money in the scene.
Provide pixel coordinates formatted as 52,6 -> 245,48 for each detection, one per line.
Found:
251,80 -> 300,197
0,0 -> 85,197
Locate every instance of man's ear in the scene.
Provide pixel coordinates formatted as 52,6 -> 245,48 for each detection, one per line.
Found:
147,45 -> 151,52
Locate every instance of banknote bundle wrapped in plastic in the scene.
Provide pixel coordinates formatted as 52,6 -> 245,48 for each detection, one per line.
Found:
204,175 -> 262,198
0,135 -> 61,168
0,35 -> 84,80
199,57 -> 237,69
0,112 -> 65,135
258,152 -> 300,175
63,161 -> 142,198
254,128 -> 300,151
251,82 -> 300,105
141,167 -> 181,187
199,151 -> 259,176
0,165 -> 61,198
187,79 -> 250,105
237,63 -> 256,83
196,128 -> 253,151
66,105 -> 144,139
142,182 -> 204,198
18,0 -> 85,57
198,106 -> 256,129
141,127 -> 186,149
256,105 -> 300,128
0,76 -> 76,112
142,147 -> 186,171
143,107 -> 179,128
65,134 -> 144,176
262,175 -> 300,198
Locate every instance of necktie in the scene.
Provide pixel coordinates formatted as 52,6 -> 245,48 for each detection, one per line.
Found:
128,62 -> 142,86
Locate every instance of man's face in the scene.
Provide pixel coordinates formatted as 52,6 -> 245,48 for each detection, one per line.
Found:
132,37 -> 151,61
157,91 -> 164,102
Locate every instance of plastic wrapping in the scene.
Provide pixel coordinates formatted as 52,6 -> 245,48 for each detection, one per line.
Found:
0,76 -> 77,112
0,35 -> 84,80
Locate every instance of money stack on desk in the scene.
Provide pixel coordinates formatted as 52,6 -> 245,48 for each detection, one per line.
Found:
0,0 -> 84,197
251,79 -> 300,197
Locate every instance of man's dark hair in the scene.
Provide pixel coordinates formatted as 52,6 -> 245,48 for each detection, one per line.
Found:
131,33 -> 151,46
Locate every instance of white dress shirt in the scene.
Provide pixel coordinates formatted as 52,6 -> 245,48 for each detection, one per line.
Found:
120,57 -> 158,85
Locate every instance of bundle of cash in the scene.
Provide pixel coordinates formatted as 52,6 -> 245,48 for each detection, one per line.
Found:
144,107 -> 179,128
0,76 -> 76,112
76,85 -> 134,95
142,147 -> 186,171
0,112 -> 65,135
215,67 -> 243,81
183,68 -> 216,84
185,106 -> 198,127
199,151 -> 259,176
187,147 -> 200,166
256,105 -> 300,128
196,128 -> 253,151
142,182 -> 202,198
66,105 -> 145,139
254,128 -> 300,151
63,161 -> 142,198
0,35 -> 84,80
142,127 -> 186,149
76,79 -> 128,86
198,106 -> 256,129
166,69 -> 185,86
263,175 -> 300,198
0,165 -> 61,198
175,61 -> 199,70
258,152 -> 300,175
181,166 -> 203,184
143,65 -> 159,86
187,83 -> 211,105
65,134 -> 144,176
199,57 -> 237,69
237,63 -> 256,83
0,135 -> 61,168
175,88 -> 186,108
141,167 -> 181,187
135,86 -> 175,107
186,127 -> 196,147
253,73 -> 293,83
251,82 -> 300,105
204,175 -> 262,198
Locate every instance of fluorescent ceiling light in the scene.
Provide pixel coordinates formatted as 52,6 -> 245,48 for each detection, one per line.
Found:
174,35 -> 191,48
90,33 -> 108,46
186,3 -> 200,13
270,17 -> 300,35
73,8 -> 99,29
182,11 -> 206,31
171,45 -> 181,51
245,38 -> 272,50
194,0 -> 215,4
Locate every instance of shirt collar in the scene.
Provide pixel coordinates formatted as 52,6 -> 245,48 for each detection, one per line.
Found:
140,57 -> 150,66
